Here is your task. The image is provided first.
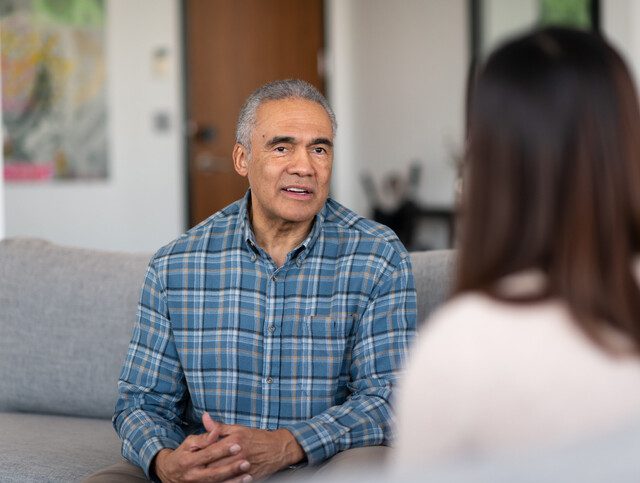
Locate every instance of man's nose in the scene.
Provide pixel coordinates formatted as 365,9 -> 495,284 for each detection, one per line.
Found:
287,149 -> 314,176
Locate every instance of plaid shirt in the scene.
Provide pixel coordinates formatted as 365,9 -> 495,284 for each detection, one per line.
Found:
114,192 -> 417,476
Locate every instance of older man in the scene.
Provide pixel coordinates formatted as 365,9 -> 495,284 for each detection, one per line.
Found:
88,79 -> 416,482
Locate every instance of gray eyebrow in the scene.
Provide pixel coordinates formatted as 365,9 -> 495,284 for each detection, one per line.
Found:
309,137 -> 333,147
266,136 -> 296,147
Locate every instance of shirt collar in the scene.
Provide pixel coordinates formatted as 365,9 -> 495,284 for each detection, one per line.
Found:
239,189 -> 326,265
296,205 -> 325,265
239,191 -> 259,257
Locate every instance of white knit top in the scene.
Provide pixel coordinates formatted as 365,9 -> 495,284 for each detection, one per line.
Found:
392,270 -> 640,475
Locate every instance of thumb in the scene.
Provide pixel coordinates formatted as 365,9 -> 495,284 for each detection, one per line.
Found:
202,412 -> 219,437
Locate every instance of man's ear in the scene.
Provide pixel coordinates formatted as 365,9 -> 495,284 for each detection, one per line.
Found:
233,143 -> 249,177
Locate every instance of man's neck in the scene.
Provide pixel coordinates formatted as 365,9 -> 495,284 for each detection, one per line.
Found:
251,216 -> 314,268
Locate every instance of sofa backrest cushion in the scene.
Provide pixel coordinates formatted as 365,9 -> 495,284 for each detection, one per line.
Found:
410,249 -> 455,324
0,238 -> 454,420
0,238 -> 151,419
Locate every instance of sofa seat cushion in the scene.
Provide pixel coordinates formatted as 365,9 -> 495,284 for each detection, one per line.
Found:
0,412 -> 122,482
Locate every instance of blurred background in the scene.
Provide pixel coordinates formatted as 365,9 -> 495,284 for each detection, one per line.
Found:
0,0 -> 636,253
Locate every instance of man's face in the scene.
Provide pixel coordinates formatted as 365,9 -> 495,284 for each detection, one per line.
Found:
233,98 -> 334,229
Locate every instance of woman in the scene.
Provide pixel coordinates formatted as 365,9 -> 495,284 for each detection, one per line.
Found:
393,27 -> 640,474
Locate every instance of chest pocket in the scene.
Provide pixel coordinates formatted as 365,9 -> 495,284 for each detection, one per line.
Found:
306,314 -> 354,353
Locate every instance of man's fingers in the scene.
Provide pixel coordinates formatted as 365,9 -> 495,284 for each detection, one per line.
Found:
186,415 -> 225,451
188,458 -> 251,482
203,412 -> 220,433
185,430 -> 219,451
205,426 -> 219,446
188,439 -> 243,467
218,423 -> 241,437
183,434 -> 202,451
224,473 -> 253,483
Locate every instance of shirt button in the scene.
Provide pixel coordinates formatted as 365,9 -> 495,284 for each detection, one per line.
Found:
268,325 -> 275,333
266,377 -> 273,384
271,274 -> 277,282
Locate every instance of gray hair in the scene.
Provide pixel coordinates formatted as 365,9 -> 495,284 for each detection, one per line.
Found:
235,79 -> 337,151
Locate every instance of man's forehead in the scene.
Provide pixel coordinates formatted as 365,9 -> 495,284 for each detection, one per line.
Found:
254,98 -> 332,131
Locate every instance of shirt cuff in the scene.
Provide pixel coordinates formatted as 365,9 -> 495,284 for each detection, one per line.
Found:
139,436 -> 181,480
285,419 -> 349,465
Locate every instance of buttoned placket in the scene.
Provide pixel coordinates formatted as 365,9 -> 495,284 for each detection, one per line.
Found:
261,261 -> 285,429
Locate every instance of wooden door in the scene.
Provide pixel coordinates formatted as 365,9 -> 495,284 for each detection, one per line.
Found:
184,0 -> 325,227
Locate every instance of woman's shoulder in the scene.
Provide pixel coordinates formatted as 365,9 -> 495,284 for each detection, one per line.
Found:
413,290 -> 577,368
424,290 -> 559,335
425,269 -> 552,329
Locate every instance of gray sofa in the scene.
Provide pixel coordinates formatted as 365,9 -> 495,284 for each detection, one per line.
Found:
0,237 -> 455,482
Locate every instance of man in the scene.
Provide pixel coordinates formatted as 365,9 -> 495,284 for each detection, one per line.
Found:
89,79 -> 416,482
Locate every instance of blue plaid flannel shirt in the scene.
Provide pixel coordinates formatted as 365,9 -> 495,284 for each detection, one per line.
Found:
114,192 -> 417,476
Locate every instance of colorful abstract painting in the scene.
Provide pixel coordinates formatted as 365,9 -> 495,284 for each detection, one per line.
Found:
1,0 -> 108,181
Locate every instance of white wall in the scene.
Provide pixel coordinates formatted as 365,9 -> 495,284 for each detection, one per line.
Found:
327,0 -> 467,216
602,0 -> 640,87
482,0 -> 538,55
4,0 -> 184,252
0,64 -> 4,240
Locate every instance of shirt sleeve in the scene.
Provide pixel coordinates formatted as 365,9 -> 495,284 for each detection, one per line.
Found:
285,255 -> 418,464
113,260 -> 188,478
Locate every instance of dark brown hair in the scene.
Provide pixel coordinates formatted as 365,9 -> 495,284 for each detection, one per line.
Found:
456,27 -> 640,352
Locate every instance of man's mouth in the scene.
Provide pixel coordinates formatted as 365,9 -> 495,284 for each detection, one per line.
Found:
282,187 -> 312,195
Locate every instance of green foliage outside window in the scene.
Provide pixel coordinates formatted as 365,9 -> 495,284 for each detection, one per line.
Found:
540,0 -> 591,29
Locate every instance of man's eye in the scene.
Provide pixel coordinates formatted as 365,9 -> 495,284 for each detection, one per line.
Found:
275,146 -> 287,153
313,147 -> 326,154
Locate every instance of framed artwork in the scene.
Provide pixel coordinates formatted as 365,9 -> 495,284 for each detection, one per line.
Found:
1,0 -> 108,181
